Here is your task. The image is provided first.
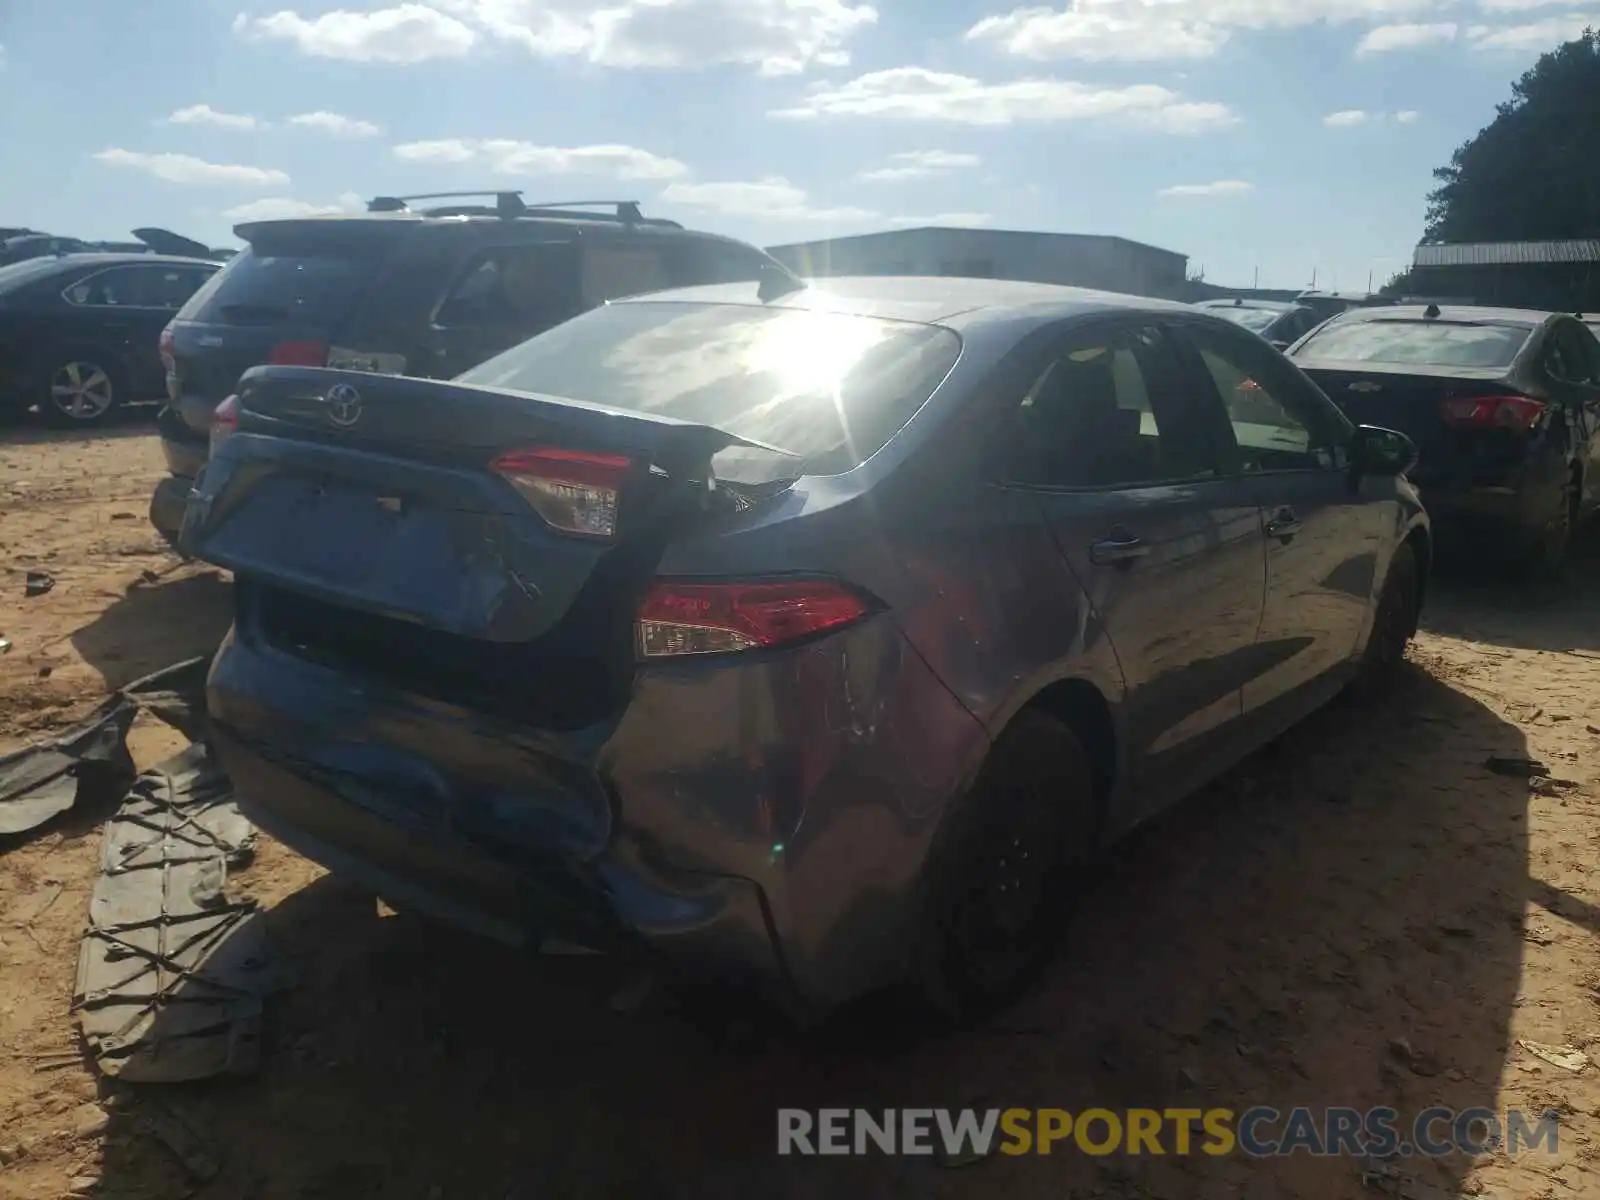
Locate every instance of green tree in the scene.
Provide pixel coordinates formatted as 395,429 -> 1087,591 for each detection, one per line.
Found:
1378,269 -> 1415,297
1425,29 -> 1600,242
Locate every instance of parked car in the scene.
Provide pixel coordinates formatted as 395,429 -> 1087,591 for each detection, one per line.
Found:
1288,303 -> 1600,575
1195,298 -> 1323,349
1296,289 -> 1395,323
185,276 -> 1428,1019
150,193 -> 801,545
0,253 -> 220,426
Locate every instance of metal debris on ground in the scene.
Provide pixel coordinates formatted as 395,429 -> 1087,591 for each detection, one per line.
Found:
24,570 -> 55,597
0,658 -> 209,841
74,742 -> 281,1082
1516,1039 -> 1590,1073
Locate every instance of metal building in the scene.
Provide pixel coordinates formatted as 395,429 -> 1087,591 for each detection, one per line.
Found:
765,226 -> 1190,301
1409,240 -> 1600,311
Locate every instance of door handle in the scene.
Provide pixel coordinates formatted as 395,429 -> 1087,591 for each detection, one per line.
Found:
1089,534 -> 1150,566
1265,509 -> 1303,541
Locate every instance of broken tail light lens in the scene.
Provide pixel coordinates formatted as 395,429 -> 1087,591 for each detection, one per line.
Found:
1439,395 -> 1546,431
267,340 -> 329,367
636,579 -> 874,659
491,446 -> 632,538
209,395 -> 239,457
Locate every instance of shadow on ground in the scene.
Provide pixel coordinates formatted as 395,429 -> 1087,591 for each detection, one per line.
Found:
1424,521 -> 1600,653
0,404 -> 162,444
69,571 -> 234,690
84,657 -> 1549,1200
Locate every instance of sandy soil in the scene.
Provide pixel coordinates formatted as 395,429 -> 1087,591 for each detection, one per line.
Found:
1,428 -> 1597,1200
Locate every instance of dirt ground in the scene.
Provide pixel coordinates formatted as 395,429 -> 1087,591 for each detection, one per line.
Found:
2,427 -> 1598,1200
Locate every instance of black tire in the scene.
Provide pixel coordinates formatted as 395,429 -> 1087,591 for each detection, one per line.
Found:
38,352 -> 124,428
1516,470 -> 1579,581
915,711 -> 1096,1022
1351,541 -> 1419,698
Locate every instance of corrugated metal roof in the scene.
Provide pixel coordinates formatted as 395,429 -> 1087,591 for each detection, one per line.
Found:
1414,240 -> 1600,267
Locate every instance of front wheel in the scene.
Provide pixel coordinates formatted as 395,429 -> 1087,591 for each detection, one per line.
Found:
41,356 -> 121,427
915,712 -> 1096,1022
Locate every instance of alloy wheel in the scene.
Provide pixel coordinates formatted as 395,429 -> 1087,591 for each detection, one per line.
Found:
49,361 -> 115,421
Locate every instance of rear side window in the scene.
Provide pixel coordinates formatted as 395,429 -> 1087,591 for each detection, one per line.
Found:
579,239 -> 774,305
178,234 -> 392,326
1298,319 -> 1532,368
457,301 -> 961,474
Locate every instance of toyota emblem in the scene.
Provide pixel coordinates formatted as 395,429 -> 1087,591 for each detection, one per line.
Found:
325,382 -> 363,427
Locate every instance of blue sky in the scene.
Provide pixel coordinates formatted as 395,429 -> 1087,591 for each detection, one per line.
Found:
0,1 -> 1590,289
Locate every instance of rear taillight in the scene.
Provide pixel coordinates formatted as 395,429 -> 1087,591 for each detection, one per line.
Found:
490,446 -> 631,538
635,579 -> 874,659
209,395 -> 239,457
1439,394 -> 1546,431
158,325 -> 176,374
267,339 -> 329,367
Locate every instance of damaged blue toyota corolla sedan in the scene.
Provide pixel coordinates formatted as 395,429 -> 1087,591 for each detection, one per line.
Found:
183,275 -> 1430,1020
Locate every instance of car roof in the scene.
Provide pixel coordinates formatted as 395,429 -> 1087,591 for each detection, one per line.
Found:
17,252 -> 218,271
1199,298 -> 1297,312
1321,303 -> 1554,329
610,275 -> 1195,327
234,212 -> 757,249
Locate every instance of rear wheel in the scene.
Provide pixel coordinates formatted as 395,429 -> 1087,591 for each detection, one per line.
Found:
1350,542 -> 1418,698
41,355 -> 122,427
915,712 -> 1096,1022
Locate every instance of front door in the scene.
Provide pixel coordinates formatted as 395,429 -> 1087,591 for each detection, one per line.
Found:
1171,318 -> 1383,724
988,319 -> 1266,823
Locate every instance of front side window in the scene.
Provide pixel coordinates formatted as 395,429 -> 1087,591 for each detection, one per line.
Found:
1185,325 -> 1344,473
990,323 -> 1219,489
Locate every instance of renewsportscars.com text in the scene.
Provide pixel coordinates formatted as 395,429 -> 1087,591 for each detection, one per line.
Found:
777,1106 -> 1559,1159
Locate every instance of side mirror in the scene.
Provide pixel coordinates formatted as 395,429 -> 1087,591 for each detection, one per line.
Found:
1351,424 -> 1418,478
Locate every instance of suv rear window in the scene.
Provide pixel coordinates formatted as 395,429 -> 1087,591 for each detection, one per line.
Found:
458,301 -> 961,474
1297,319 -> 1532,368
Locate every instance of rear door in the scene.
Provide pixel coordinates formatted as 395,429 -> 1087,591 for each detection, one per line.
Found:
990,318 -> 1266,815
1172,319 -> 1379,723
165,222 -> 405,436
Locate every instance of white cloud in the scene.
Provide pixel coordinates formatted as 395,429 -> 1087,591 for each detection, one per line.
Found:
967,5 -> 1228,61
1355,22 -> 1458,53
1323,109 -> 1371,126
859,149 -> 981,181
221,194 -> 365,221
1158,179 -> 1254,197
772,67 -> 1237,133
236,5 -> 479,63
289,110 -> 382,136
1469,14 -> 1600,50
964,0 -> 1453,62
439,0 -> 877,74
164,103 -> 263,130
660,176 -> 877,222
885,212 -> 993,227
92,149 -> 290,187
392,137 -> 688,179
1395,108 -> 1421,122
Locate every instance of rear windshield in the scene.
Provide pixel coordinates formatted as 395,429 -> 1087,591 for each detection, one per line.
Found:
1297,319 -> 1532,368
457,301 -> 962,474
1213,306 -> 1281,333
176,243 -> 384,327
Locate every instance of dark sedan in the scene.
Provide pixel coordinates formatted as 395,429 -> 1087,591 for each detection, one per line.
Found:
0,254 -> 218,425
183,277 -> 1429,1019
1196,298 -> 1323,349
1290,304 -> 1600,576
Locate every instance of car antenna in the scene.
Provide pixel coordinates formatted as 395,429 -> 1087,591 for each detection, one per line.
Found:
1423,302 -> 1441,319
757,262 -> 806,303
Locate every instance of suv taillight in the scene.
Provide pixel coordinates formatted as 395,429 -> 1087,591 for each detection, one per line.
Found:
209,395 -> 239,457
490,446 -> 631,538
1439,394 -> 1545,430
635,579 -> 874,660
267,340 -> 329,367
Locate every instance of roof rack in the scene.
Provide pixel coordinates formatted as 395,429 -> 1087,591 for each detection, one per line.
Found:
366,192 -> 660,225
